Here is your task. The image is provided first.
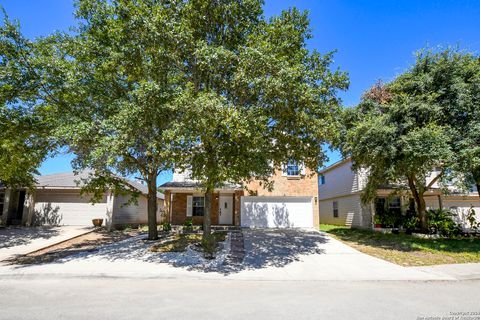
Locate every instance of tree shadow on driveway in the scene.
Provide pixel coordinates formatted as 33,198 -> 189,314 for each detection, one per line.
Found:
237,229 -> 328,271
0,227 -> 60,249
10,229 -> 329,275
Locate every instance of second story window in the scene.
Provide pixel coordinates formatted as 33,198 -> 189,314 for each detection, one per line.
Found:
286,161 -> 300,176
319,175 -> 325,185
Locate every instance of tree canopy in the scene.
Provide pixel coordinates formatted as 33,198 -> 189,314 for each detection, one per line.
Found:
0,14 -> 56,188
342,48 -> 480,230
172,2 -> 348,237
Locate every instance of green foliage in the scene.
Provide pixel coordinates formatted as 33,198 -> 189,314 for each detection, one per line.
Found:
426,209 -> 462,237
161,221 -> 172,232
341,48 -> 480,230
466,207 -> 479,232
183,218 -> 193,231
403,215 -> 420,231
0,13 -> 57,188
2,1 -> 348,241
172,1 -> 348,237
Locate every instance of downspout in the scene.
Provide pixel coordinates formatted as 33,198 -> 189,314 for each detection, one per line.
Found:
169,193 -> 173,223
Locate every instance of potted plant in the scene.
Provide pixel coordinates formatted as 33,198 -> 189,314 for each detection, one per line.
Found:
92,218 -> 103,227
373,215 -> 382,228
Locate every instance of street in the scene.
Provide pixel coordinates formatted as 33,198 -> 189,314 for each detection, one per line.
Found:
1,278 -> 478,320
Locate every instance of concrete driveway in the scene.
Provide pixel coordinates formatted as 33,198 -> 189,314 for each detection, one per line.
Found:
0,229 -> 462,281
0,226 -> 93,263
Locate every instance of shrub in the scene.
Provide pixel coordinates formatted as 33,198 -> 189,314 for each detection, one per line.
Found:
466,207 -> 479,232
161,221 -> 172,232
403,215 -> 419,231
183,218 -> 193,231
375,209 -> 401,227
427,209 -> 462,237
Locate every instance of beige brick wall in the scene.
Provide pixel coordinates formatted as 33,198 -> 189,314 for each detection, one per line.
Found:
246,168 -> 320,227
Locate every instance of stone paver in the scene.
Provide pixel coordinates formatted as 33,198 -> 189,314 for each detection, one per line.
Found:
224,230 -> 245,264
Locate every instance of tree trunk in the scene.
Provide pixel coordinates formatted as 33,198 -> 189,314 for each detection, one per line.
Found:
147,172 -> 158,240
471,169 -> 480,201
203,187 -> 213,239
417,195 -> 428,232
475,181 -> 480,202
407,175 -> 428,232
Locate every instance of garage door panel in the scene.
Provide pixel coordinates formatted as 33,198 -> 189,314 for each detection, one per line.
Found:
241,196 -> 313,228
34,191 -> 107,226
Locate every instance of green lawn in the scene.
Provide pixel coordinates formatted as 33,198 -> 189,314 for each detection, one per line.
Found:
320,224 -> 480,266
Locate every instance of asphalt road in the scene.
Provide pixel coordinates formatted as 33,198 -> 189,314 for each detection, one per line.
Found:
1,278 -> 479,320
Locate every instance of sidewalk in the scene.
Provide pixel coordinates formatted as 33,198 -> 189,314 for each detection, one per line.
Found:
412,263 -> 480,280
0,226 -> 94,263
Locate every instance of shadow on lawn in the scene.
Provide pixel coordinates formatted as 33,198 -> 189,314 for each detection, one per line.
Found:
325,227 -> 480,254
11,229 -> 329,275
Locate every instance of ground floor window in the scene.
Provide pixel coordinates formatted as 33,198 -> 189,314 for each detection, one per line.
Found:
333,201 -> 339,218
192,196 -> 205,216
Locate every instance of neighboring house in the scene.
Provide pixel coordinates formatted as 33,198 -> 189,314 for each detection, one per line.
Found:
0,171 -> 164,228
160,162 -> 319,229
318,158 -> 480,229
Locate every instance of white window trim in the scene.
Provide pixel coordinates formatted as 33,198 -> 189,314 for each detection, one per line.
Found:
282,162 -> 306,177
333,201 -> 339,218
186,195 -> 193,217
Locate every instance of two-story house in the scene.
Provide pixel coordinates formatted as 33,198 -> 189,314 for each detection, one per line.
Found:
318,158 -> 480,229
159,163 -> 319,229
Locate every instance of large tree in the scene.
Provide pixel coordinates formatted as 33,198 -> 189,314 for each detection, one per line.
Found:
174,2 -> 348,239
53,0 -> 188,240
342,49 -> 480,230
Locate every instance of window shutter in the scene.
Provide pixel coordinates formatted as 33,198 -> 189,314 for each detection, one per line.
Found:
300,164 -> 306,175
186,196 -> 193,217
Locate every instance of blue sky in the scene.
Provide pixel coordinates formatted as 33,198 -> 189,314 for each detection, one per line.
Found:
2,0 -> 480,184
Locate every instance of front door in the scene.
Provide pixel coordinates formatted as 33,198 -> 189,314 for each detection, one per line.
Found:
218,195 -> 233,225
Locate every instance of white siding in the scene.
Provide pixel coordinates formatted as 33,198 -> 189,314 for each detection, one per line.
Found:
319,194 -> 369,228
319,160 -> 360,200
34,190 -> 108,226
425,197 -> 480,230
113,194 -> 164,225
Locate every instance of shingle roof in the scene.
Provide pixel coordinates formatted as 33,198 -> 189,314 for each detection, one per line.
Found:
159,181 -> 242,190
35,171 -> 164,199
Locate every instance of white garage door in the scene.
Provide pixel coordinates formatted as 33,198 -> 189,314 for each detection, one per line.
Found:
34,191 -> 108,226
241,196 -> 313,228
